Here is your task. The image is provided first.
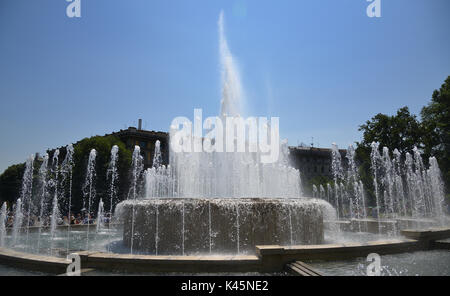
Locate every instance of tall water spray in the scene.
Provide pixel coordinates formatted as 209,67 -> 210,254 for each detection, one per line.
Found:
218,10 -> 243,119
61,144 -> 74,255
368,144 -> 447,234
143,12 -> 304,200
12,198 -> 23,245
0,202 -> 7,247
370,142 -> 382,234
36,154 -> 49,252
21,154 -> 35,250
50,195 -> 59,255
51,150 -> 60,207
83,149 -> 97,251
346,144 -> 367,228
96,199 -> 105,232
116,12 -> 328,255
106,145 -> 119,251
393,149 -> 407,217
129,146 -> 144,254
331,143 -> 344,219
428,157 -> 446,225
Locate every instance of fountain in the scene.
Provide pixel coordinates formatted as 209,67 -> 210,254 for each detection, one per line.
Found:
106,145 -> 119,251
60,144 -> 74,255
83,149 -> 97,251
21,155 -> 34,250
96,199 -> 105,233
116,11 -> 331,255
12,198 -> 23,245
50,195 -> 59,255
0,11 -> 448,277
0,202 -> 7,247
37,153 -> 49,252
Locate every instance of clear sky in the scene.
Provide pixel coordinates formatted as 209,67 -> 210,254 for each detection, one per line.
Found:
0,0 -> 449,173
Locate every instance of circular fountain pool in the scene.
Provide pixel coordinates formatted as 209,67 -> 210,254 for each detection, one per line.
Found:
117,198 -> 331,255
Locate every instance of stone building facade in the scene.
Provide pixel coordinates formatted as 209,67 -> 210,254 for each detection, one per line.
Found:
49,119 -> 347,179
288,146 -> 347,182
110,126 -> 169,168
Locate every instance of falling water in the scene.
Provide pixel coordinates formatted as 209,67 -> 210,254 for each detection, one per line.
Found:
381,147 -> 397,236
106,145 -> 119,252
47,150 -> 60,252
12,198 -> 23,245
319,185 -> 325,200
331,143 -> 344,219
22,155 -> 35,251
129,146 -> 144,254
144,12 -> 303,201
50,195 -> 59,255
370,142 -> 382,234
346,144 -> 367,225
61,144 -> 74,255
393,149 -> 407,217
51,150 -> 60,209
83,149 -> 97,251
312,185 -> 318,198
358,181 -> 368,231
96,199 -> 105,232
327,183 -> 332,204
0,202 -> 7,247
428,157 -> 446,225
413,147 -> 428,216
37,154 -> 49,253
218,10 -> 243,119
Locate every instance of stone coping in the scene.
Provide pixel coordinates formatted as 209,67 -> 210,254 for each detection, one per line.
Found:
77,251 -> 262,273
72,238 -> 424,273
401,227 -> 450,241
255,238 -> 422,271
1,227 -> 449,274
0,247 -> 69,274
431,239 -> 450,250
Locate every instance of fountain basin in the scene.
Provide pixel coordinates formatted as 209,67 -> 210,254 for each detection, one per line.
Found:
117,198 -> 327,255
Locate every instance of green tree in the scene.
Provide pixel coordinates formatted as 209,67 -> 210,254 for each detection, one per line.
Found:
0,163 -> 25,205
358,106 -> 423,155
69,135 -> 132,215
355,106 -> 424,206
421,76 -> 450,192
0,135 -> 133,215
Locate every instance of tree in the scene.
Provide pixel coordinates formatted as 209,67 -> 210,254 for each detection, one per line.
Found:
69,135 -> 132,215
421,76 -> 450,192
0,163 -> 25,205
358,106 -> 423,155
0,135 -> 133,215
355,106 -> 424,206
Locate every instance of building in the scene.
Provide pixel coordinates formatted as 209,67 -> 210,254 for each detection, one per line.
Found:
288,146 -> 348,182
110,119 -> 169,168
49,119 -> 347,178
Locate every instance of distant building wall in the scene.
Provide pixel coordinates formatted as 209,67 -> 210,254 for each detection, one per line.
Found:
289,146 -> 348,183
110,127 -> 169,168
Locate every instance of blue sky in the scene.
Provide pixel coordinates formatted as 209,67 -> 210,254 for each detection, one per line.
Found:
0,0 -> 449,173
